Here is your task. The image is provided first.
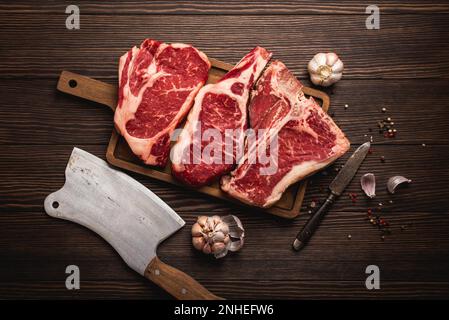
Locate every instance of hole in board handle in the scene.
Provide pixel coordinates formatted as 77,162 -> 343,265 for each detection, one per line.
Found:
69,79 -> 78,88
52,201 -> 59,209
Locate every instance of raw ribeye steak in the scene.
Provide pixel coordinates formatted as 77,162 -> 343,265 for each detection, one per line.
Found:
114,39 -> 210,166
221,60 -> 350,208
171,47 -> 272,186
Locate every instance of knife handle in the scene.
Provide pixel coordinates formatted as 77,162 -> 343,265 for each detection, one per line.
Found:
293,193 -> 336,251
145,257 -> 224,300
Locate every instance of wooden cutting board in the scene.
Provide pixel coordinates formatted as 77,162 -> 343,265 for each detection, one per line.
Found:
57,58 -> 330,219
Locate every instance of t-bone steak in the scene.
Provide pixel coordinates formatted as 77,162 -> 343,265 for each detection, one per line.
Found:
221,60 -> 350,208
114,39 -> 210,166
171,47 -> 272,186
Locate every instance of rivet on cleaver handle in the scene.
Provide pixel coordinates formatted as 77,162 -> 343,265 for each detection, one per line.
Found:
44,147 -> 222,300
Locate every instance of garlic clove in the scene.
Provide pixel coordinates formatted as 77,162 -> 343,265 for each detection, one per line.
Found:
310,74 -> 324,86
326,52 -> 339,66
206,216 -> 215,231
211,215 -> 222,225
191,222 -> 203,237
212,231 -> 225,243
202,243 -> 212,254
328,73 -> 342,85
361,173 -> 376,198
314,53 -> 327,66
332,59 -> 344,73
212,242 -> 226,253
215,221 -> 229,235
197,215 -> 208,227
308,59 -> 321,73
192,236 -> 205,251
387,176 -> 412,194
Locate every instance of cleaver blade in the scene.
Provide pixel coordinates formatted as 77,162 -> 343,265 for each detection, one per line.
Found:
44,147 -> 221,300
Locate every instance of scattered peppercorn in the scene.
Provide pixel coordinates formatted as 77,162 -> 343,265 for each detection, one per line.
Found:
380,156 -> 385,163
347,234 -> 352,239
381,107 -> 387,112
348,193 -> 358,203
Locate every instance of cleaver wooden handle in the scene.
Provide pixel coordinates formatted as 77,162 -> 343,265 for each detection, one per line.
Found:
145,257 -> 223,300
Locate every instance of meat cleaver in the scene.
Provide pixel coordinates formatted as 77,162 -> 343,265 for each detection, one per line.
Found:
44,147 -> 222,300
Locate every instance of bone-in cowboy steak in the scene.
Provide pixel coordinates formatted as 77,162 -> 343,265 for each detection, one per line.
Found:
221,60 -> 350,208
171,47 -> 272,186
114,39 -> 210,166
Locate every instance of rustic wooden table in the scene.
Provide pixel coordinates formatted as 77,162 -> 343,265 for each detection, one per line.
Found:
1,1 -> 449,299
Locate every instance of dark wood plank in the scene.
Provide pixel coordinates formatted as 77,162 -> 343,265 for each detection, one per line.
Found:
1,211 -> 449,284
1,280 -> 448,299
1,1 -> 448,15
0,1 -> 448,300
2,78 -> 449,145
1,14 -> 449,79
0,144 -> 446,213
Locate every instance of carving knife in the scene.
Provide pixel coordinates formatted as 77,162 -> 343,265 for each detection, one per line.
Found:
44,147 -> 222,300
292,142 -> 371,251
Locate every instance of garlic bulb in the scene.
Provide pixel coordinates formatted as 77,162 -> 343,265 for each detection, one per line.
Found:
191,215 -> 244,259
308,53 -> 344,87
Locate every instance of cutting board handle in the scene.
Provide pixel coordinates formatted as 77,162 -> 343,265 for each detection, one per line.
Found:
57,71 -> 117,111
145,257 -> 224,300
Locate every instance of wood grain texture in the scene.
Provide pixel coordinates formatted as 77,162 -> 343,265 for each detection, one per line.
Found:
1,1 -> 449,15
0,144 -> 447,213
1,14 -> 449,79
0,1 -> 448,299
1,211 -> 449,281
1,280 -> 449,299
1,78 -> 449,145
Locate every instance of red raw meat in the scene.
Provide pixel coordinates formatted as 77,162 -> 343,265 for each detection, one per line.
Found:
114,39 -> 210,166
221,60 -> 350,208
171,47 -> 272,186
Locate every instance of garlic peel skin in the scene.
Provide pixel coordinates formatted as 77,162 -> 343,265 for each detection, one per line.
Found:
191,215 -> 244,259
387,176 -> 412,194
361,173 -> 376,198
308,52 -> 344,87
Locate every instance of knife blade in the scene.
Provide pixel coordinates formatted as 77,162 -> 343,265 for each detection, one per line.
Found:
44,147 -> 222,300
292,142 -> 371,251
